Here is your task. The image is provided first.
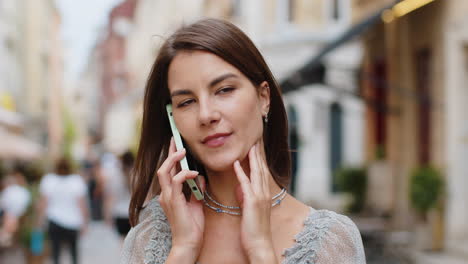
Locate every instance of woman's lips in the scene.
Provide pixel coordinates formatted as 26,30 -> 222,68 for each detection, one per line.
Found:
203,134 -> 231,147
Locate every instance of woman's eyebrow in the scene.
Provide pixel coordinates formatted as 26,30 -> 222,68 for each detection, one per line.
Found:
170,89 -> 193,98
208,73 -> 238,88
170,73 -> 238,98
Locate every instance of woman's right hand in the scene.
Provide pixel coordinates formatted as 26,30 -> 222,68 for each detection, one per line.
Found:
157,137 -> 206,259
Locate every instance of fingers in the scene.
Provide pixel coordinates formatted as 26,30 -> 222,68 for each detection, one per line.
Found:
157,142 -> 186,189
256,140 -> 270,193
197,175 -> 206,193
169,137 -> 177,176
234,160 -> 253,197
157,149 -> 185,189
172,170 -> 199,195
249,141 -> 270,195
169,136 -> 176,154
248,144 -> 260,188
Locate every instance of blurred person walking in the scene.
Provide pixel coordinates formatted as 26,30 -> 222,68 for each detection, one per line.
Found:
103,151 -> 134,240
0,165 -> 31,263
37,158 -> 89,264
82,157 -> 104,221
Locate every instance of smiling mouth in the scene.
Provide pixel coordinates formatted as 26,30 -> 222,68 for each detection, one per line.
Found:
202,133 -> 232,147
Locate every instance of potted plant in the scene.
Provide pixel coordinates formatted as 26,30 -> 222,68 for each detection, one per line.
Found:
336,167 -> 367,214
409,166 -> 444,250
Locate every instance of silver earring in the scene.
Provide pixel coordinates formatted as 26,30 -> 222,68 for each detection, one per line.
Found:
263,113 -> 268,123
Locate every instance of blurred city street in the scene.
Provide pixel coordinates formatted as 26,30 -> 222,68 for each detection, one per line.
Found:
2,0 -> 468,263
73,221 -> 121,264
1,221 -> 121,264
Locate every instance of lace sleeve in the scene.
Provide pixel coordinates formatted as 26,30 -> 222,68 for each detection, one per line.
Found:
315,213 -> 366,264
120,197 -> 173,264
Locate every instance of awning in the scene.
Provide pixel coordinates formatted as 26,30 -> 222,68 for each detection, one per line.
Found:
280,1 -> 397,93
0,128 -> 43,160
0,107 -> 24,128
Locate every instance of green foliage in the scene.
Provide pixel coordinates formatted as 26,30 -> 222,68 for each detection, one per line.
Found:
375,144 -> 386,160
62,107 -> 77,159
18,183 -> 44,248
336,167 -> 367,213
409,166 -> 444,215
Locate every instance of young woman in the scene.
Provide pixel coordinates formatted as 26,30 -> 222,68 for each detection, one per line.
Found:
122,18 -> 366,264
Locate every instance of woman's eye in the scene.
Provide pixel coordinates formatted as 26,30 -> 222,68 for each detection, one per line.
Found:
177,99 -> 194,108
217,87 -> 234,94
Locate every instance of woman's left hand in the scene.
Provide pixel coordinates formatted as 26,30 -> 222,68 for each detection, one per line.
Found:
233,140 -> 278,263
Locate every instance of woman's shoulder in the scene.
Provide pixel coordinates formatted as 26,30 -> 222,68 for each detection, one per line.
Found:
138,196 -> 167,221
121,196 -> 172,264
305,208 -> 360,234
283,208 -> 366,264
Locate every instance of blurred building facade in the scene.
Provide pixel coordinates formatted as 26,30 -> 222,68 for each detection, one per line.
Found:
275,0 -> 365,210
73,43 -> 104,158
21,0 -> 64,158
443,0 -> 468,252
68,0 -> 468,261
72,0 -> 140,156
0,0 -> 64,161
354,0 -> 468,256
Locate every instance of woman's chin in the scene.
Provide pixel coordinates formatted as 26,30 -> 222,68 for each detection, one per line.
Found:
203,161 -> 235,172
201,156 -> 241,172
195,149 -> 249,173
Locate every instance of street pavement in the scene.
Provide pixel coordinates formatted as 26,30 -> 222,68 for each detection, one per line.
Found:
45,221 -> 121,264
412,251 -> 468,264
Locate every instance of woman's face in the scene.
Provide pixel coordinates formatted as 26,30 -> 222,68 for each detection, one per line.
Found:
167,50 -> 270,172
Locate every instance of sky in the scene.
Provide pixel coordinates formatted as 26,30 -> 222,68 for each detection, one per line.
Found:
55,0 -> 123,83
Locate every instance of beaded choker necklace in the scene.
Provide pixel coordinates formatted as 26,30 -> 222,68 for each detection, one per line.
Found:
203,188 -> 287,216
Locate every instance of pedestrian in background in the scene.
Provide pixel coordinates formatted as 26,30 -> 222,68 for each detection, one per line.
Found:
0,165 -> 30,247
37,157 -> 89,264
103,150 -> 134,240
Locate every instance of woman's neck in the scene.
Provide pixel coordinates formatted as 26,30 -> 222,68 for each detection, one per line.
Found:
205,159 -> 282,208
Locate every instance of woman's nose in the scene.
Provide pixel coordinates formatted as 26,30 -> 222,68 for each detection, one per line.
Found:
198,100 -> 220,126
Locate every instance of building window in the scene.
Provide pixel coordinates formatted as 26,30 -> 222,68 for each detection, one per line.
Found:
329,102 -> 343,192
373,59 -> 388,159
287,0 -> 296,22
230,0 -> 241,17
332,0 -> 340,20
415,48 -> 432,164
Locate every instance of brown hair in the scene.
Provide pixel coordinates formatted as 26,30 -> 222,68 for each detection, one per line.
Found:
120,150 -> 135,191
129,18 -> 291,226
55,158 -> 73,176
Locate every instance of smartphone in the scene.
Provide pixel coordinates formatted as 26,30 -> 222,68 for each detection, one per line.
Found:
166,104 -> 204,200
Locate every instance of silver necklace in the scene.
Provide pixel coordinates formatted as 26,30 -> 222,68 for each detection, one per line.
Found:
203,188 -> 287,216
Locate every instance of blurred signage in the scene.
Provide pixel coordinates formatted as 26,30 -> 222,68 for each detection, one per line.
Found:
0,92 -> 15,111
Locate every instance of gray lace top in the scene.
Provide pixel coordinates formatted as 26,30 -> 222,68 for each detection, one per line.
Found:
121,197 -> 366,264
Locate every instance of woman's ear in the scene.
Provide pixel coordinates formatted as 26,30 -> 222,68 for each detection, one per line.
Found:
259,81 -> 270,115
